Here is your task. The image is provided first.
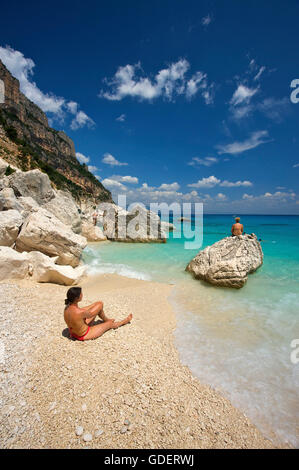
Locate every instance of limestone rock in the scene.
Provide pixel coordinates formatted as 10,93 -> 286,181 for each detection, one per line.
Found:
186,234 -> 263,288
0,188 -> 23,211
18,196 -> 40,216
27,251 -> 86,285
8,169 -> 55,205
81,221 -> 107,242
42,190 -> 82,234
0,209 -> 24,246
0,246 -> 29,281
16,208 -> 87,267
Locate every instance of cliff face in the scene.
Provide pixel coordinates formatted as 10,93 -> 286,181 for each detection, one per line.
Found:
0,59 -> 112,205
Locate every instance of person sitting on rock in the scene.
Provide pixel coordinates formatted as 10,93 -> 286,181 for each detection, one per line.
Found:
92,211 -> 98,226
231,217 -> 244,236
64,287 -> 132,341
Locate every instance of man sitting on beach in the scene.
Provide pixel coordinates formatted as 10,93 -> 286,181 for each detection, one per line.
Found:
231,217 -> 244,236
64,287 -> 132,341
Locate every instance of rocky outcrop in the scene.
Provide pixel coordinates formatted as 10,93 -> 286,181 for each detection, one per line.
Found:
42,190 -> 82,234
0,209 -> 23,246
186,234 -> 263,288
8,169 -> 55,205
0,59 -> 112,205
16,208 -> 87,267
0,246 -> 86,285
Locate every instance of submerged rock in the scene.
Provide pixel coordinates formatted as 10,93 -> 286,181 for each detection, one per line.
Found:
186,234 -> 263,288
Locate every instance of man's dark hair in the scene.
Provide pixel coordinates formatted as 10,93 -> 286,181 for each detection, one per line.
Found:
65,287 -> 82,306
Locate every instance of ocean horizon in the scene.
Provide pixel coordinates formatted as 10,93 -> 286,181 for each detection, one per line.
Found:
84,213 -> 299,448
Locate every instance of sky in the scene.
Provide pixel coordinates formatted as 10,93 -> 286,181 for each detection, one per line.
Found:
0,0 -> 299,214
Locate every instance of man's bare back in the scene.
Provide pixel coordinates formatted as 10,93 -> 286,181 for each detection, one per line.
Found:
231,218 -> 244,236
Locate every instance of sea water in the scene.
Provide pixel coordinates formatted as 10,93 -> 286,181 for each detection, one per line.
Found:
82,214 -> 299,447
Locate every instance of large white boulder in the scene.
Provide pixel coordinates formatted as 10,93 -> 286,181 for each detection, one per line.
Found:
27,251 -> 86,285
16,208 -> 87,267
8,169 -> 55,205
186,234 -> 263,288
0,247 -> 86,285
0,246 -> 29,280
18,196 -> 40,216
0,209 -> 24,246
42,190 -> 82,234
81,221 -> 107,242
0,188 -> 23,211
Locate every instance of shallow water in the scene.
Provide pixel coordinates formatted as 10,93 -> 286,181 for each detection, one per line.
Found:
83,214 -> 299,447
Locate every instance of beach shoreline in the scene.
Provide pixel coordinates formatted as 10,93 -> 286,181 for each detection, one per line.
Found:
0,272 -> 286,449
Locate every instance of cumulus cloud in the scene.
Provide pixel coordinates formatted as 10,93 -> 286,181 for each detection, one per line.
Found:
217,130 -> 270,155
99,59 -> 213,103
88,165 -> 99,174
158,182 -> 180,191
188,176 -> 253,189
0,45 -> 94,130
102,153 -> 128,166
76,152 -> 90,164
101,178 -> 127,191
106,175 -> 139,184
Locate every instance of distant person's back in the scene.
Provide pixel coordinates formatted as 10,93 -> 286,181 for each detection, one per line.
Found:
231,217 -> 244,236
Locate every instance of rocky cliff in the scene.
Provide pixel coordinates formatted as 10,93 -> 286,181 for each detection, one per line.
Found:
0,59 -> 112,205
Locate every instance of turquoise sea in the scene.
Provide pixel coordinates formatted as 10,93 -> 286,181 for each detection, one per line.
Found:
83,214 -> 299,447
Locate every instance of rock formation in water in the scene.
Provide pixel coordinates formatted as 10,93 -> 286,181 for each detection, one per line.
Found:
186,234 -> 263,288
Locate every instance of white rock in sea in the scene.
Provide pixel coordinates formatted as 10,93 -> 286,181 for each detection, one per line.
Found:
42,190 -> 82,234
186,234 -> 263,288
0,209 -> 24,246
16,208 -> 87,267
81,221 -> 107,242
0,246 -> 29,280
27,251 -> 86,286
8,169 -> 55,205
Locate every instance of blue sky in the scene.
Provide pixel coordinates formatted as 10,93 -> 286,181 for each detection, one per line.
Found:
0,0 -> 299,213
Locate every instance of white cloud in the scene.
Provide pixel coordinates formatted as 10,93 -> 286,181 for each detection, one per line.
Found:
101,178 -> 127,191
100,59 -> 213,103
88,165 -> 99,174
293,163 -> 299,168
257,97 -> 290,122
253,66 -> 266,81
220,180 -> 252,187
70,110 -> 95,130
116,114 -> 126,122
102,153 -> 128,166
188,176 -> 221,188
216,193 -> 227,200
0,45 -> 94,130
201,14 -> 213,26
217,130 -> 270,155
107,175 -> 139,184
188,156 -> 218,167
76,152 -> 90,164
188,175 -> 253,189
159,182 -> 180,191
230,84 -> 258,106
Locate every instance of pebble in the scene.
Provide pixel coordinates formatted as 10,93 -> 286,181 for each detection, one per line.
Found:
81,404 -> 87,411
95,429 -> 104,438
83,433 -> 92,442
75,426 -> 84,436
124,419 -> 130,426
120,426 -> 128,434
